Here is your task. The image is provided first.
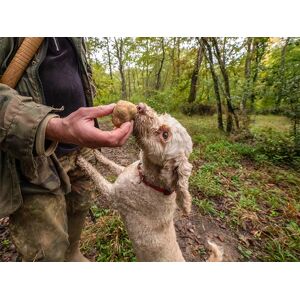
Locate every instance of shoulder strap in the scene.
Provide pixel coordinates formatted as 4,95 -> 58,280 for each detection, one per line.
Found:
0,37 -> 44,89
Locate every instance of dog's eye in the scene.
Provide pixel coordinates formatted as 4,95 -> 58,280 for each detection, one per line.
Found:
162,132 -> 169,140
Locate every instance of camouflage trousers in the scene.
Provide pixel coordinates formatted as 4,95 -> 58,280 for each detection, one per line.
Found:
9,148 -> 97,262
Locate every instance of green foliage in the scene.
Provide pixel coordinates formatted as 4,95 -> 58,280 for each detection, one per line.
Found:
261,212 -> 300,262
253,128 -> 299,164
90,205 -> 111,218
193,198 -> 218,216
87,37 -> 299,131
238,245 -> 253,260
92,62 -> 119,105
180,113 -> 300,261
82,207 -> 136,262
144,89 -> 182,113
204,141 -> 247,168
94,215 -> 136,262
190,163 -> 224,198
88,36 -> 300,149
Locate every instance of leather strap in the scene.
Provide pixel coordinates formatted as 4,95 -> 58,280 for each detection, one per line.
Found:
0,37 -> 44,88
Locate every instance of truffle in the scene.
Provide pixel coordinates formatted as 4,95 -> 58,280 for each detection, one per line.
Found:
112,100 -> 137,127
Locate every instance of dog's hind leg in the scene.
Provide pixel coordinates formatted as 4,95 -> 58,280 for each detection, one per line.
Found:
94,150 -> 125,175
77,155 -> 113,198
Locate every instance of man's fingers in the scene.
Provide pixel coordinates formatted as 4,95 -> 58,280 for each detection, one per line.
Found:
108,122 -> 133,145
95,104 -> 116,117
118,121 -> 133,145
78,104 -> 116,119
86,121 -> 133,147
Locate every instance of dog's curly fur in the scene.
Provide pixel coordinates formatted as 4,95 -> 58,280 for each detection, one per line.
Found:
77,104 -> 194,261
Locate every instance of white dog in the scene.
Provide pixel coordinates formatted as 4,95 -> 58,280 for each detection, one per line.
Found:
77,103 -> 222,261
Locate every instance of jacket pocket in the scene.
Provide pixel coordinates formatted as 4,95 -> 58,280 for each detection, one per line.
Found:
20,155 -> 62,193
0,151 -> 22,218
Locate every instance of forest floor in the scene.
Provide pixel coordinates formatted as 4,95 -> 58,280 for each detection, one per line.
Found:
1,114 -> 299,262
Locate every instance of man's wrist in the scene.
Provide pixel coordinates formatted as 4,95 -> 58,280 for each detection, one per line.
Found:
45,116 -> 63,142
36,114 -> 59,156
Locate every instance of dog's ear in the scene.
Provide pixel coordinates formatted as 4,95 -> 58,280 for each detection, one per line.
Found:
175,154 -> 193,215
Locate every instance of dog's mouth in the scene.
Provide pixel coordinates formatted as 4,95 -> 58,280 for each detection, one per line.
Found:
133,103 -> 156,138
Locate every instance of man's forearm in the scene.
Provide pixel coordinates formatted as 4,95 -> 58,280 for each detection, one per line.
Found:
0,83 -> 60,159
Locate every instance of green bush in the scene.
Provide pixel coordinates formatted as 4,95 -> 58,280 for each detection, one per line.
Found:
253,129 -> 299,164
144,89 -> 182,113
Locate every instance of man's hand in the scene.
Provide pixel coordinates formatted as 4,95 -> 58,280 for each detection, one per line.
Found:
46,104 -> 133,148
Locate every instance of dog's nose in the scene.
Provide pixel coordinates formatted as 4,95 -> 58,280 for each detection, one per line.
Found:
137,103 -> 146,114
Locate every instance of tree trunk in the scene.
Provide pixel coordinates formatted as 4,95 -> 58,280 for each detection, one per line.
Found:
132,68 -> 137,93
211,37 -> 239,133
188,38 -> 204,103
171,37 -> 176,84
104,37 -> 113,80
249,65 -> 258,112
241,37 -> 253,113
114,38 -> 127,99
146,38 -> 150,91
177,37 -> 181,79
127,68 -> 131,100
276,37 -> 290,111
248,38 -> 268,112
155,37 -> 165,90
201,38 -> 224,131
141,67 -> 146,95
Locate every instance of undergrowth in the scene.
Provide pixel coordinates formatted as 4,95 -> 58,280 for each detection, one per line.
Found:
81,206 -> 136,262
178,113 -> 300,261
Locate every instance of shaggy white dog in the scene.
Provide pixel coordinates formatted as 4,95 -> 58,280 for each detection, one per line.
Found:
77,103 -> 222,261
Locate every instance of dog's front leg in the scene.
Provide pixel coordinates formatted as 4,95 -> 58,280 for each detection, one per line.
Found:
77,155 -> 113,198
94,150 -> 125,176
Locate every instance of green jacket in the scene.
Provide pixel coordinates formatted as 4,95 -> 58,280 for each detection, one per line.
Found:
0,37 -> 96,218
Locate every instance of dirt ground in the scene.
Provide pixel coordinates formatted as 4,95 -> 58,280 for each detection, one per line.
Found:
0,120 -> 242,262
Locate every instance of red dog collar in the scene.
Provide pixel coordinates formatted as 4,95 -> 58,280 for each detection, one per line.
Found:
137,162 -> 174,196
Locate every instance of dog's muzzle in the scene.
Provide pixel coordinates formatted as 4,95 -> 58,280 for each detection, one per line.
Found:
137,103 -> 147,115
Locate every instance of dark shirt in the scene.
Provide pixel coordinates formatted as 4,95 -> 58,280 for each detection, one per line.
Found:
39,37 -> 87,157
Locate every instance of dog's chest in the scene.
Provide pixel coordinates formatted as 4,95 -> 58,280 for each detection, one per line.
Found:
113,162 -> 176,217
